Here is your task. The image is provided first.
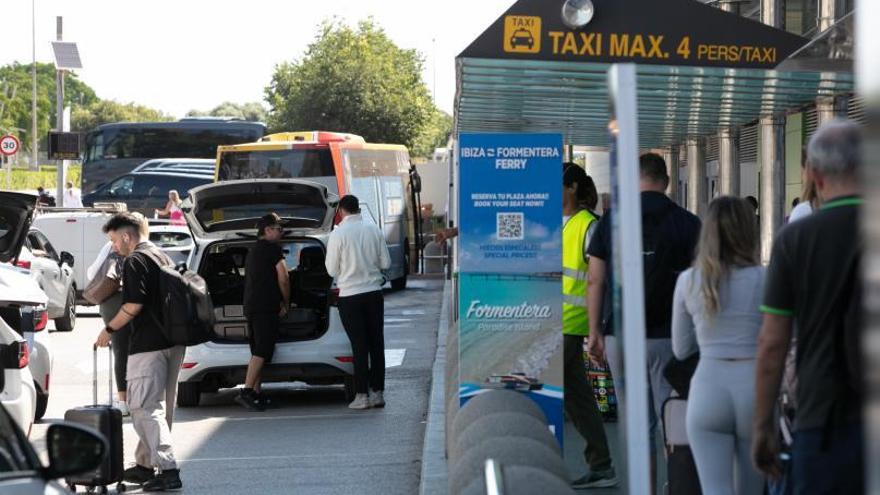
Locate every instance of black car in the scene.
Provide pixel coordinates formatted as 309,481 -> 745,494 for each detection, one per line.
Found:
82,171 -> 212,216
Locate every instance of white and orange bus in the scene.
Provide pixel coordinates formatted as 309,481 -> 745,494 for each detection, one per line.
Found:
215,131 -> 417,289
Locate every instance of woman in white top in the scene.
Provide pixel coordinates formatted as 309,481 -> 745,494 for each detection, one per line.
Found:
155,189 -> 185,225
671,196 -> 765,495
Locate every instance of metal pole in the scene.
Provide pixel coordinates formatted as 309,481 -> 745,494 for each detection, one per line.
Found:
686,137 -> 706,216
759,115 -> 785,263
55,16 -> 66,206
719,127 -> 740,196
718,0 -> 741,15
856,0 -> 880,491
663,146 -> 679,202
761,0 -> 783,29
816,96 -> 848,126
608,64 -> 651,495
31,0 -> 38,172
818,0 -> 838,32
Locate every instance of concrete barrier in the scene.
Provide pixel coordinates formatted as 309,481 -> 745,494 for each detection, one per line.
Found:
450,390 -> 546,443
460,465 -> 576,495
451,411 -> 560,460
449,437 -> 569,494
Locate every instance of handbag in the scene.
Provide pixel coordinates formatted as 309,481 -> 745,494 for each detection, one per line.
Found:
83,254 -> 123,305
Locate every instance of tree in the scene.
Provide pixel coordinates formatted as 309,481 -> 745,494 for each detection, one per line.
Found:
186,101 -> 267,122
410,109 -> 453,159
71,100 -> 172,133
265,19 -> 433,149
0,62 -> 98,163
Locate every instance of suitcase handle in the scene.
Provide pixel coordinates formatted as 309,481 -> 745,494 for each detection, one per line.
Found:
92,343 -> 114,406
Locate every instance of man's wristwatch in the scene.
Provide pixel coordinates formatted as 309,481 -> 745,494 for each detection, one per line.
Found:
104,326 -> 116,334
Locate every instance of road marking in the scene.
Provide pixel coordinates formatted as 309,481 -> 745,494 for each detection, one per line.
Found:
185,412 -> 408,423
179,450 -> 418,463
385,348 -> 405,367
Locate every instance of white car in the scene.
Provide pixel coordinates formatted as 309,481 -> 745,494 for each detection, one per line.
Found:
20,305 -> 52,420
0,401 -> 108,495
149,224 -> 194,267
176,179 -> 355,406
0,192 -> 48,433
20,229 -> 77,331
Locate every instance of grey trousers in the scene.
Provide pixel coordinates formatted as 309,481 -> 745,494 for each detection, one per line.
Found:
605,336 -> 674,437
687,358 -> 763,495
127,345 -> 186,471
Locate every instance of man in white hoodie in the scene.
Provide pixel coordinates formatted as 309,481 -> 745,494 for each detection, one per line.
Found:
325,195 -> 391,410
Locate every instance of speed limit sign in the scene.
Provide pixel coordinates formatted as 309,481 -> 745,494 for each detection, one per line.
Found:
0,135 -> 20,156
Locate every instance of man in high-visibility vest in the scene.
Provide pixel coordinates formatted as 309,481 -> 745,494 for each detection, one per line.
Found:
562,163 -> 618,489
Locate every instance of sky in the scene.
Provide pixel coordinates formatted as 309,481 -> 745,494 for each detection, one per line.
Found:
1,0 -> 516,119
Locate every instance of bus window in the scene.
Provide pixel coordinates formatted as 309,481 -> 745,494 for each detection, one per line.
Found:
218,149 -> 335,182
380,176 -> 404,217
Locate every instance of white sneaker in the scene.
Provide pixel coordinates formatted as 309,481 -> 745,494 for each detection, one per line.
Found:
369,390 -> 385,408
114,400 -> 130,417
348,393 -> 370,410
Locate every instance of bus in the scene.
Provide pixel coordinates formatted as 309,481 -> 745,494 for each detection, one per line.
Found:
81,118 -> 266,194
215,131 -> 418,289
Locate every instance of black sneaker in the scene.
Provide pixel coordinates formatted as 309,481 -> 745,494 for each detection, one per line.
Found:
234,388 -> 265,411
255,392 -> 272,408
142,469 -> 183,492
123,464 -> 155,484
571,468 -> 619,489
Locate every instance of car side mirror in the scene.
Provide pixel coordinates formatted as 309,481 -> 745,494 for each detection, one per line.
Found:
43,422 -> 107,480
60,251 -> 75,268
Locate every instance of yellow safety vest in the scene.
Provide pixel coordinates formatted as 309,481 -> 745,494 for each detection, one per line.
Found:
562,209 -> 596,336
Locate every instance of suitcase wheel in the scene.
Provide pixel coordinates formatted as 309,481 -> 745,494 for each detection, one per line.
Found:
117,482 -> 127,492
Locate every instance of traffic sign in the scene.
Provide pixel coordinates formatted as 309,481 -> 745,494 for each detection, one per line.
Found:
0,135 -> 20,156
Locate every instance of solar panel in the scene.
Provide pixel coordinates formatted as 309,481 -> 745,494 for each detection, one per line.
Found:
51,42 -> 83,70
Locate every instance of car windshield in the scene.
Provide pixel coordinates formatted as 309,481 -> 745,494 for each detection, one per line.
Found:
150,231 -> 192,248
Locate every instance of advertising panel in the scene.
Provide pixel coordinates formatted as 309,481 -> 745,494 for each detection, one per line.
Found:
457,133 -> 563,444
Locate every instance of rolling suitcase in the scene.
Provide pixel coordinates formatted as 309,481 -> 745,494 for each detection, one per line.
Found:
662,396 -> 702,495
64,344 -> 126,493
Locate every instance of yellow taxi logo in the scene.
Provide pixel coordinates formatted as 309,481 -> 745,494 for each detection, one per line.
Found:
504,16 -> 541,54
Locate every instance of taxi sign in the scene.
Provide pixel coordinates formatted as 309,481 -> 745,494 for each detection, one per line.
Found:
0,135 -> 20,156
461,0 -> 808,69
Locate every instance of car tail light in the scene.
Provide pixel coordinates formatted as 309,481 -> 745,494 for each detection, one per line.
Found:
33,310 -> 48,332
14,260 -> 31,270
181,362 -> 198,369
1,341 -> 27,369
329,288 -> 340,306
335,356 -> 354,363
44,374 -> 50,392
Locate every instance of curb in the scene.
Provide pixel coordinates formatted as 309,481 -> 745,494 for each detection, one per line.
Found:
419,277 -> 451,495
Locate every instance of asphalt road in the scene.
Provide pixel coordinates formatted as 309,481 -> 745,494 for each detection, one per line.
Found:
30,276 -> 444,495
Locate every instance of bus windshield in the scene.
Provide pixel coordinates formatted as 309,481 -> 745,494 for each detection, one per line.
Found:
217,149 -> 336,181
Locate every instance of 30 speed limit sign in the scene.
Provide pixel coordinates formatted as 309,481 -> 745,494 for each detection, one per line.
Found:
0,135 -> 20,156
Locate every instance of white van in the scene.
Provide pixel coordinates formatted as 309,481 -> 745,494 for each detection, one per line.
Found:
30,207 -> 122,302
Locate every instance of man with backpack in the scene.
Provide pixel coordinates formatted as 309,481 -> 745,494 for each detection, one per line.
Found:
753,120 -> 864,494
586,153 -> 701,489
95,212 -> 185,492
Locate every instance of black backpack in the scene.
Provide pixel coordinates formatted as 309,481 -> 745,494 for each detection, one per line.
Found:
139,249 -> 214,347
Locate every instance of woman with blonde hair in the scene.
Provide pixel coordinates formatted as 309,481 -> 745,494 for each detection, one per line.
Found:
671,196 -> 765,495
155,189 -> 185,225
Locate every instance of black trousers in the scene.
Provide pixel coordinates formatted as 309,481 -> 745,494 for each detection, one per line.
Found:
564,334 -> 612,472
338,290 -> 385,394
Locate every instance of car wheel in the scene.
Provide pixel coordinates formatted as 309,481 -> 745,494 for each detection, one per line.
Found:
54,288 -> 76,332
177,382 -> 201,407
343,376 -> 356,402
34,386 -> 48,420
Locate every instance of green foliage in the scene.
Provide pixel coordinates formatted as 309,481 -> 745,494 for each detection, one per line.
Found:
1,164 -> 81,191
0,62 -> 98,154
265,19 -> 433,149
187,101 -> 267,122
410,109 -> 453,159
71,100 -> 172,133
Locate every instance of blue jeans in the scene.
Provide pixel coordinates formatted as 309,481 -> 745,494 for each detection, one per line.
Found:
792,421 -> 864,495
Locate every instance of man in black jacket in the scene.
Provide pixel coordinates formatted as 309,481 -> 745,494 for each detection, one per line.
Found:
586,153 -> 701,489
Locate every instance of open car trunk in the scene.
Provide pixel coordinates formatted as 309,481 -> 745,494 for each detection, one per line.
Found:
201,238 -> 332,343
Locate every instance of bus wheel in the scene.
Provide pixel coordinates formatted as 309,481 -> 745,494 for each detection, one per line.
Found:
391,246 -> 409,290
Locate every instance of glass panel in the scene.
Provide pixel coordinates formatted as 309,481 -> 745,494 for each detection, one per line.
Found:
108,176 -> 135,197
217,149 -> 334,181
